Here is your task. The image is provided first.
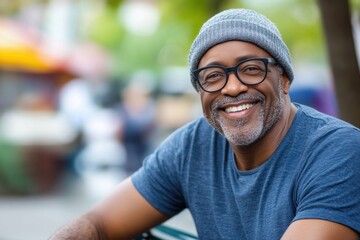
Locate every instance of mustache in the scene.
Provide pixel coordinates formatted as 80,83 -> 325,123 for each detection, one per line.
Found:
211,94 -> 264,111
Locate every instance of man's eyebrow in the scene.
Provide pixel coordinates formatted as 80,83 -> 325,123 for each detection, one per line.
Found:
201,55 -> 262,68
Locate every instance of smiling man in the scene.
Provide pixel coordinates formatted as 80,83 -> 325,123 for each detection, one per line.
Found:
195,41 -> 295,170
50,9 -> 360,240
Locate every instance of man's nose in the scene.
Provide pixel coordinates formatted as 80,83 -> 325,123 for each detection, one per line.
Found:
220,72 -> 249,96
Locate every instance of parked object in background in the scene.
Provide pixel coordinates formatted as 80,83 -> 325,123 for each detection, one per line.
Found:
0,110 -> 77,194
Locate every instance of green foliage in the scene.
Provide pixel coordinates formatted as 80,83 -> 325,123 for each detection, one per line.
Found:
351,0 -> 360,11
86,0 -> 336,79
241,0 -> 325,62
85,6 -> 124,50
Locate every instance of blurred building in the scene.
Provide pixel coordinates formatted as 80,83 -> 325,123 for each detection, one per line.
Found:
0,17 -> 77,194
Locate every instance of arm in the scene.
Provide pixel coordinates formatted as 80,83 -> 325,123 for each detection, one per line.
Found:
49,177 -> 169,239
281,219 -> 359,240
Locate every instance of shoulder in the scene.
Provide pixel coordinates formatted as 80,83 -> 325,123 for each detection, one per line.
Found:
161,117 -> 219,148
292,104 -> 360,170
296,104 -> 358,129
288,104 -> 360,163
294,104 -> 360,142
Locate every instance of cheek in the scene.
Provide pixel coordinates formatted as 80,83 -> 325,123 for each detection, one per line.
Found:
199,93 -> 214,116
261,80 -> 283,107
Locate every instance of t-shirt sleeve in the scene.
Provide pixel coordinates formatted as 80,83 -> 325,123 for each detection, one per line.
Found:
293,126 -> 360,233
131,124 -> 192,217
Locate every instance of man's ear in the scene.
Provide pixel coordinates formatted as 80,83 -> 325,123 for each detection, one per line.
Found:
281,74 -> 291,95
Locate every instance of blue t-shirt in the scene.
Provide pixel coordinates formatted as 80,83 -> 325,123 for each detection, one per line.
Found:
132,104 -> 360,239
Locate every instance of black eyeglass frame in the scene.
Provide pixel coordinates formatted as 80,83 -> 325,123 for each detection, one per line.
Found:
193,57 -> 277,93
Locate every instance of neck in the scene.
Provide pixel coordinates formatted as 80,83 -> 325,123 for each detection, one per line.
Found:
231,102 -> 297,171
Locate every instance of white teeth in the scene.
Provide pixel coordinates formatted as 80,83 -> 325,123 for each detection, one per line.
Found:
225,103 -> 254,113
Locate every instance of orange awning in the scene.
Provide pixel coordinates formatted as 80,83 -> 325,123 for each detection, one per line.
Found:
0,19 -> 65,73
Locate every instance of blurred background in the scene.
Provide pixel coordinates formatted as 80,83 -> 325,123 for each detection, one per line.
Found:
0,0 -> 359,239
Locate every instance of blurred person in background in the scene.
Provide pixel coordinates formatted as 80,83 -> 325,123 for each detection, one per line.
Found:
58,43 -> 126,193
50,8 -> 360,239
117,78 -> 156,175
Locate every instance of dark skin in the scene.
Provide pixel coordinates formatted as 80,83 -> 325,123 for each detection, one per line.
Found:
49,41 -> 359,239
197,40 -> 296,171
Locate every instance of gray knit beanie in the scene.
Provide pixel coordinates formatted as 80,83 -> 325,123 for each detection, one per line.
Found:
188,9 -> 294,90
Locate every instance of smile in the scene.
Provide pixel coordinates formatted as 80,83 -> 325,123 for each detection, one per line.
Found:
225,103 -> 255,113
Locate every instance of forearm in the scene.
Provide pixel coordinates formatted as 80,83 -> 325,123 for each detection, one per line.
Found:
49,216 -> 106,240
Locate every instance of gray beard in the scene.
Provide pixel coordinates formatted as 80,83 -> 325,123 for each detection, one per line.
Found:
205,84 -> 285,147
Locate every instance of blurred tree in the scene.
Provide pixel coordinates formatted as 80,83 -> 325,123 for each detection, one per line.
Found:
2,0 -> 359,125
94,0 -> 325,80
84,4 -> 125,57
87,0 -> 233,78
317,0 -> 360,128
241,0 -> 325,61
0,0 -> 340,89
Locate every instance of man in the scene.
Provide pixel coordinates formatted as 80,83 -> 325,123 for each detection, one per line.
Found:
50,9 -> 360,239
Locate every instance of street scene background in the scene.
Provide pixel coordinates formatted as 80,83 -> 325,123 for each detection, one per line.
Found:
0,0 -> 359,239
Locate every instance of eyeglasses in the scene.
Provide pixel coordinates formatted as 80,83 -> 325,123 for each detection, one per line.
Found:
193,58 -> 277,93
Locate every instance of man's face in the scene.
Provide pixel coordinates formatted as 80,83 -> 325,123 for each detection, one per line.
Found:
197,41 -> 290,146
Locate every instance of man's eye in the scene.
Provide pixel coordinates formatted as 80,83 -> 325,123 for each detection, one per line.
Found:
205,72 -> 224,81
246,66 -> 260,71
242,66 -> 263,75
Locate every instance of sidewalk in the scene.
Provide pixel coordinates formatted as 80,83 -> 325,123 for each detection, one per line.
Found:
0,173 -> 196,240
